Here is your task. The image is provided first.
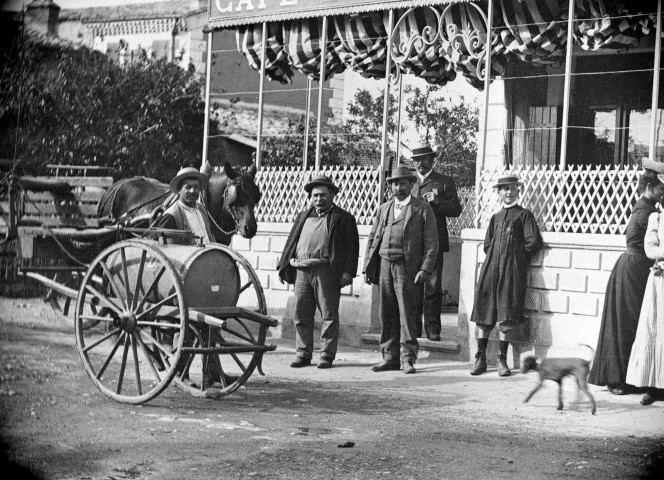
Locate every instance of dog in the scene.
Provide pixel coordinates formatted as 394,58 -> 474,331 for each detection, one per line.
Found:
520,345 -> 596,415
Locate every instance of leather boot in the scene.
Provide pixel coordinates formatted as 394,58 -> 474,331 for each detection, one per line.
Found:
470,351 -> 487,375
497,353 -> 511,377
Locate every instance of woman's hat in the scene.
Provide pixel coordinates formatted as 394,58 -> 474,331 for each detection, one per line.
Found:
410,143 -> 436,159
493,174 -> 521,188
642,157 -> 664,174
169,167 -> 209,194
387,166 -> 417,183
304,175 -> 339,194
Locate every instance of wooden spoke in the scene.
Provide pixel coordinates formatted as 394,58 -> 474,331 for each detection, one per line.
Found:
136,320 -> 181,329
119,247 -> 133,309
135,265 -> 166,313
116,335 -> 131,394
81,327 -> 122,354
130,334 -> 142,396
221,323 -> 254,344
84,283 -> 123,315
238,281 -> 252,294
98,260 -> 128,310
134,293 -> 177,320
79,315 -> 114,324
133,331 -> 163,384
95,332 -> 126,380
230,353 -> 248,373
131,250 -> 147,311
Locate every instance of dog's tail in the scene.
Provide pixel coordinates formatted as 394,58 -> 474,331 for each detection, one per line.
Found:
580,344 -> 595,363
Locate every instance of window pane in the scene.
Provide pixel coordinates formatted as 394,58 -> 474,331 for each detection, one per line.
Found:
592,109 -> 616,166
628,109 -> 664,164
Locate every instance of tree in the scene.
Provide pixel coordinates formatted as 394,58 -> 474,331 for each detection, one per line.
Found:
0,19 -> 211,181
404,84 -> 479,187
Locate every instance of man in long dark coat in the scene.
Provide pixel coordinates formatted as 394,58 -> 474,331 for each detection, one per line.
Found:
277,175 -> 359,369
470,175 -> 542,376
410,143 -> 462,341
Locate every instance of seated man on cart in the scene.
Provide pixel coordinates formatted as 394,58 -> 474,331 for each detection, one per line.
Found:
153,167 -> 214,244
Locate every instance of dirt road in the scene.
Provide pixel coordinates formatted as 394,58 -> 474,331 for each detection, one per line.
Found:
1,298 -> 663,479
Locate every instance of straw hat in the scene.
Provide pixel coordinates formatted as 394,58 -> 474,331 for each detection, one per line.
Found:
169,167 -> 209,194
493,174 -> 522,189
410,142 -> 436,160
642,157 -> 664,174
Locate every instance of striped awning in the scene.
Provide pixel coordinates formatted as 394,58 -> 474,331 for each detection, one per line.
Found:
233,0 -> 658,88
574,0 -> 655,52
236,23 -> 294,84
284,17 -> 346,81
498,0 -> 567,66
333,11 -> 391,79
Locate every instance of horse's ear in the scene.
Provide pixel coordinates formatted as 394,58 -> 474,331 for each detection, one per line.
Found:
247,163 -> 257,178
200,161 -> 212,178
223,161 -> 238,179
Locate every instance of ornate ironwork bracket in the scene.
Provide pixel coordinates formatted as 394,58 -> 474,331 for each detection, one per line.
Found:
388,2 -> 490,84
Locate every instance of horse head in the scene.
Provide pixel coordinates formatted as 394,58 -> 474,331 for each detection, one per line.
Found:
205,161 -> 261,244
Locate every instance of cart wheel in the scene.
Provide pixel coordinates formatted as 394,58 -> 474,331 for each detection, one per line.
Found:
173,244 -> 270,398
75,240 -> 188,404
45,272 -> 100,329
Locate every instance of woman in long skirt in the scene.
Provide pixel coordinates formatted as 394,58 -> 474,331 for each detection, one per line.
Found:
626,192 -> 664,405
589,163 -> 664,394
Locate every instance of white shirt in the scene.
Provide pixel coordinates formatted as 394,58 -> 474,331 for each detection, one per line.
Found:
416,169 -> 433,183
394,195 -> 412,217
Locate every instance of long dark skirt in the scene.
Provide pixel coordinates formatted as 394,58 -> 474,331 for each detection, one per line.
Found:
588,252 -> 652,387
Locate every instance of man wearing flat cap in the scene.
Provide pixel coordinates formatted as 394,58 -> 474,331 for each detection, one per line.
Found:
154,166 -> 214,245
410,143 -> 462,341
277,175 -> 359,369
363,166 -> 439,374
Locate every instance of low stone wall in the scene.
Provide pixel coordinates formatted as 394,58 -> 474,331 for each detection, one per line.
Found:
459,229 -> 624,364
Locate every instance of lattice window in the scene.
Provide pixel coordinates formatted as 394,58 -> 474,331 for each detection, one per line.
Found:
476,166 -> 640,235
254,166 -> 380,226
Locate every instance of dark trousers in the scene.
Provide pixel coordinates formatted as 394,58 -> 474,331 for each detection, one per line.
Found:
417,253 -> 444,338
293,264 -> 340,361
379,257 -> 422,362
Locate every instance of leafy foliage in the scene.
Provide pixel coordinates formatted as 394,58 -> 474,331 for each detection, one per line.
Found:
0,19 -> 210,181
404,84 -> 478,187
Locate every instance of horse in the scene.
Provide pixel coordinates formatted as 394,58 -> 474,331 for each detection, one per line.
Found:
97,162 -> 261,245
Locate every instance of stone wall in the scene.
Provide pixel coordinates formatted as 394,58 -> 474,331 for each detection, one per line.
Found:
459,229 -> 624,365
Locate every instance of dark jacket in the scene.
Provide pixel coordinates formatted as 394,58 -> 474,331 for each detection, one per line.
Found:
277,205 -> 359,285
411,170 -> 462,253
362,197 -> 439,284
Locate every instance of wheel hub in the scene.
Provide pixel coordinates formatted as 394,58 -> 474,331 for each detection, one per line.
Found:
112,311 -> 137,332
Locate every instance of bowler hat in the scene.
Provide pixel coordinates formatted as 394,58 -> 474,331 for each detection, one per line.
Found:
493,174 -> 521,189
169,167 -> 209,194
410,142 -> 436,159
304,175 -> 339,194
387,166 -> 417,183
643,157 -> 664,174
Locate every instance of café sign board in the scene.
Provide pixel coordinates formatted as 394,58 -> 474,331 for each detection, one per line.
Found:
208,0 -> 456,28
